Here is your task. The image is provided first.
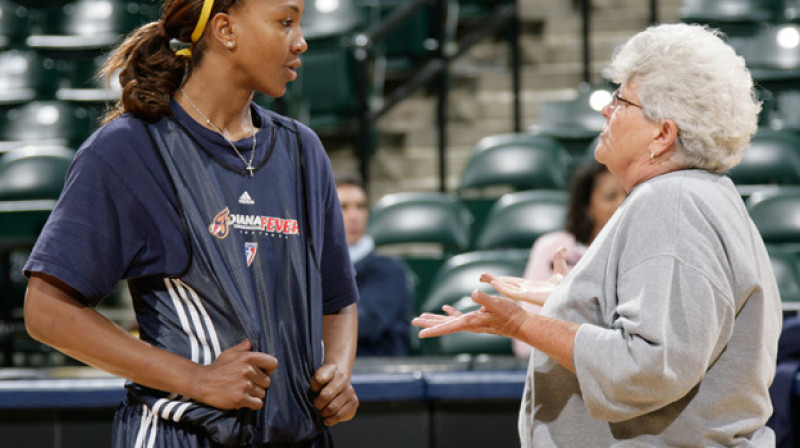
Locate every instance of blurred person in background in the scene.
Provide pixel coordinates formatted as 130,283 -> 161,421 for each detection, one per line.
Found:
337,177 -> 411,357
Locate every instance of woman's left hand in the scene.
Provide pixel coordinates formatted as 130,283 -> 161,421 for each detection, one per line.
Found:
412,290 -> 528,339
310,363 -> 359,426
479,247 -> 571,306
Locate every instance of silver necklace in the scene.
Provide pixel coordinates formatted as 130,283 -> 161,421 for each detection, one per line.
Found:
180,89 -> 257,177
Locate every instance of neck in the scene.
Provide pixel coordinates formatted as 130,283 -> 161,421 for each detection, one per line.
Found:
177,68 -> 255,140
621,157 -> 685,192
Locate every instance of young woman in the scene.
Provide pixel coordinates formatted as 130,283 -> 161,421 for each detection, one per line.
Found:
23,0 -> 359,446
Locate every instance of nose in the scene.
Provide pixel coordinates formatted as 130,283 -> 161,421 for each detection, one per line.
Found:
601,102 -> 614,118
293,33 -> 308,54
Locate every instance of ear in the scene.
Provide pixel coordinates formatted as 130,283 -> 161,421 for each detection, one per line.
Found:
209,12 -> 235,48
650,118 -> 679,158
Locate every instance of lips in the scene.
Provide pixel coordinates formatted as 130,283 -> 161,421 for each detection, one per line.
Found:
285,60 -> 301,80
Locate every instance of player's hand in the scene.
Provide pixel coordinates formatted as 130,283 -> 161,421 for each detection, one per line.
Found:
310,363 -> 359,426
189,339 -> 278,410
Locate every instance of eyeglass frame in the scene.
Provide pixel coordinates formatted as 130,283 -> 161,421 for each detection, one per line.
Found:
610,88 -> 685,148
611,89 -> 643,109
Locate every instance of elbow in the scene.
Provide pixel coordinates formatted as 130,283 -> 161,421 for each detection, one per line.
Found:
23,274 -> 76,345
23,287 -> 50,343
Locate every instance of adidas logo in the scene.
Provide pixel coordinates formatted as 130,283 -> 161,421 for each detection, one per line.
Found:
238,191 -> 255,205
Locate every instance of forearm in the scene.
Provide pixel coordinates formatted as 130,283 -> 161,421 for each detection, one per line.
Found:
321,303 -> 358,376
514,312 -> 579,372
25,273 -> 201,398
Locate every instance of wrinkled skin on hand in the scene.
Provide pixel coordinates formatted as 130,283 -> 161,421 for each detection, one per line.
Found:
412,247 -> 571,339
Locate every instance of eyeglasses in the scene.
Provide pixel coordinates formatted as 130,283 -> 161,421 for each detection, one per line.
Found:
611,89 -> 643,109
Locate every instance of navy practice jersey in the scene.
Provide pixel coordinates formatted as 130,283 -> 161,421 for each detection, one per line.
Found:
25,100 -> 356,312
25,101 -> 358,445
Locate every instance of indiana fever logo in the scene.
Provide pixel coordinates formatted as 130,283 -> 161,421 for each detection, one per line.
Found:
208,207 -> 300,240
208,207 -> 231,239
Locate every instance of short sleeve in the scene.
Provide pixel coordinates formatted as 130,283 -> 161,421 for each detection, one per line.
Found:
293,123 -> 358,314
24,118 -> 188,305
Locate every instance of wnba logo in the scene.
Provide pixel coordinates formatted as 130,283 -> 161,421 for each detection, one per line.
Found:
209,207 -> 231,239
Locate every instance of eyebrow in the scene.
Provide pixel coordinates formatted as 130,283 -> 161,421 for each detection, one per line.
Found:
277,5 -> 301,14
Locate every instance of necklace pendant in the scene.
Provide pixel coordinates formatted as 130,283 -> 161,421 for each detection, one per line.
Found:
246,164 -> 254,177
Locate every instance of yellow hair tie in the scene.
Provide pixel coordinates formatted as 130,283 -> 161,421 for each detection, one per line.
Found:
175,0 -> 215,57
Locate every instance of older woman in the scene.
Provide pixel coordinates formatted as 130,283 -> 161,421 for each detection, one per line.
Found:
413,23 -> 782,446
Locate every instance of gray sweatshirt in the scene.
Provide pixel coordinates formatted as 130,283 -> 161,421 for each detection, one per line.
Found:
520,170 -> 782,447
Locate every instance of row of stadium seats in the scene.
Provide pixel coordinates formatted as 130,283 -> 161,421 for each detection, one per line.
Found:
0,145 -> 74,366
531,0 -> 800,167
377,185 -> 800,355
679,0 -> 800,36
1,122 -> 799,289
0,0 -> 516,138
367,183 -> 800,296
408,243 -> 800,355
0,0 -> 159,51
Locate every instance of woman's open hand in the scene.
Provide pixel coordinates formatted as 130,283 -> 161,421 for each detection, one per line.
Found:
412,290 -> 527,339
479,247 -> 570,306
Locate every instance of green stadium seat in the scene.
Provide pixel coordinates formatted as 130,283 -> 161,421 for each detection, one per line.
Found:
746,186 -> 800,251
419,249 -> 527,355
295,34 -> 359,134
368,0 -> 435,77
368,191 -> 473,316
680,0 -> 782,37
0,145 -> 72,200
730,24 -> 800,94
787,0 -> 800,22
0,100 -> 96,149
459,133 -> 571,193
457,0 -> 514,23
55,52 -> 121,104
301,0 -> 364,38
27,0 -> 154,50
0,144 -> 73,243
769,88 -> 800,131
290,0 -> 365,133
530,84 -> 610,166
532,87 -> 608,141
458,132 -> 571,243
0,0 -> 29,49
767,245 -> 800,313
0,145 -> 74,366
727,127 -> 800,197
369,191 -> 473,251
420,249 -> 528,314
473,190 -> 568,251
0,49 -> 58,105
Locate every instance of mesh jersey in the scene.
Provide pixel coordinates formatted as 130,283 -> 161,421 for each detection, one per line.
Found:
25,103 -> 358,445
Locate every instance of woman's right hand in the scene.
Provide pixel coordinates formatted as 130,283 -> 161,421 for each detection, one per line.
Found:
189,339 -> 278,411
480,247 -> 570,306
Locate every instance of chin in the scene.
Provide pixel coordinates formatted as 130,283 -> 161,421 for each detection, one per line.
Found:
260,84 -> 288,99
593,146 -> 606,164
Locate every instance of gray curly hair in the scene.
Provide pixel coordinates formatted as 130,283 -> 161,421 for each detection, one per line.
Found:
610,23 -> 761,173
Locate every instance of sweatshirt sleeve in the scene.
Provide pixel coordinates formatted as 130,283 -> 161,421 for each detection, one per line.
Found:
572,254 -> 736,422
